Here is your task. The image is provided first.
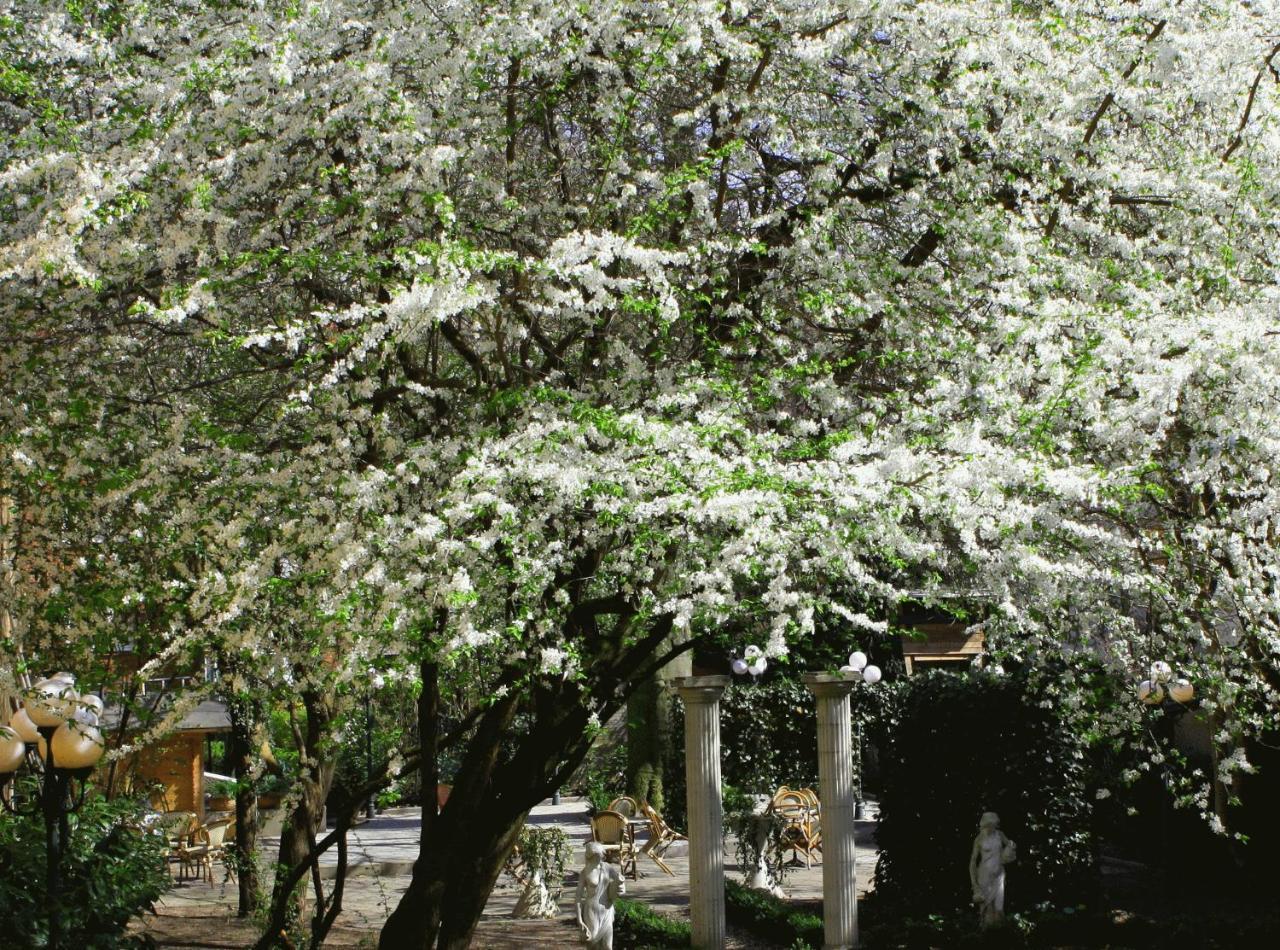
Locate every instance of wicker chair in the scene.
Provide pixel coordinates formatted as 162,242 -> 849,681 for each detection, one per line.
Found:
771,789 -> 821,868
159,812 -> 199,880
606,795 -> 640,818
180,815 -> 235,884
590,809 -> 637,880
638,802 -> 686,876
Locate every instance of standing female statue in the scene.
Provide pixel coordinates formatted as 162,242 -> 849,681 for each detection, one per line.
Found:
576,841 -> 625,949
969,811 -> 1016,928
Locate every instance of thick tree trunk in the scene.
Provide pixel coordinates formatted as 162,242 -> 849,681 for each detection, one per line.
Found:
626,629 -> 691,811
379,605 -> 679,948
379,658 -> 443,948
380,686 -> 594,949
230,702 -> 263,917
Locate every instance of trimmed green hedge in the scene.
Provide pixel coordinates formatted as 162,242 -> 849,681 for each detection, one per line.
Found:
612,883 -> 825,949
870,667 -> 1094,916
664,679 -> 821,830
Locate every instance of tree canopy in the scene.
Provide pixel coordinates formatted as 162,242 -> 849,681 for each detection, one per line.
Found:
3,0 -> 1279,944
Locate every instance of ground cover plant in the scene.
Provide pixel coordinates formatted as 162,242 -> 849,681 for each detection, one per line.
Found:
4,1 -> 1279,947
612,897 -> 692,949
724,879 -> 823,949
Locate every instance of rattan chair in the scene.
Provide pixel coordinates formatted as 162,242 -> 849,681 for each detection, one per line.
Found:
159,812 -> 199,880
638,802 -> 686,876
180,815 -> 235,883
607,795 -> 640,818
771,789 -> 820,868
591,809 -> 637,880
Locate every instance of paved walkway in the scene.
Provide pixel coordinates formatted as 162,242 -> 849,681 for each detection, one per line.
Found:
139,796 -> 881,946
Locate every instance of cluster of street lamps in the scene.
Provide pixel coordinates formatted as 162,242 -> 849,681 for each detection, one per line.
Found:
839,650 -> 882,684
1137,659 -> 1194,706
730,645 -> 769,678
1,671 -> 107,949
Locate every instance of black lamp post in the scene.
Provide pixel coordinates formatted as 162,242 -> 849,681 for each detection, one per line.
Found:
364,688 -> 376,821
1,673 -> 106,950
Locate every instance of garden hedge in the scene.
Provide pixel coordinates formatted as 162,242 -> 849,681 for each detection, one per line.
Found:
870,667 -> 1094,916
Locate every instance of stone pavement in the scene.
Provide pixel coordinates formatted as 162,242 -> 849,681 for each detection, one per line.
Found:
138,796 -> 881,946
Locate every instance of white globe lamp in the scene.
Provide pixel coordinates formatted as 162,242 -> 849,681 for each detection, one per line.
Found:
9,707 -> 40,744
0,727 -> 25,774
1138,679 -> 1164,704
862,665 -> 882,685
51,722 -> 105,771
24,679 -> 78,729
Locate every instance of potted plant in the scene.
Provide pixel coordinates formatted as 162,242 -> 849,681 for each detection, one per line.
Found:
206,778 -> 237,812
256,771 -> 290,809
506,825 -> 573,919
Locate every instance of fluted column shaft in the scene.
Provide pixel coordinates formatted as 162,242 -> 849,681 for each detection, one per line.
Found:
676,675 -> 729,950
804,672 -> 861,950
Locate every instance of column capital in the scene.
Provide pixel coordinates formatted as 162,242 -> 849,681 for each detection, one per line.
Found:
675,675 -> 730,704
802,670 -> 862,699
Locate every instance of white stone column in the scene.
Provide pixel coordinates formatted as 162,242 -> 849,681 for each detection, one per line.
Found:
677,675 -> 729,950
803,671 -> 861,950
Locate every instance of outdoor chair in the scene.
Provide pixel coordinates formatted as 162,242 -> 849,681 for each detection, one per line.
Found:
797,787 -> 822,855
638,802 -> 686,876
179,815 -> 235,884
159,811 -> 199,880
771,789 -> 821,868
607,795 -> 640,818
590,809 -> 637,880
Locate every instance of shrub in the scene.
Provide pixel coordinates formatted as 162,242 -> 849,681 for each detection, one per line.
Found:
612,897 -> 691,948
0,784 -> 170,948
870,667 -> 1094,917
507,824 -> 573,904
724,879 -> 823,948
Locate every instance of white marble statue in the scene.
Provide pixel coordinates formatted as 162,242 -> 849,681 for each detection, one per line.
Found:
576,841 -> 624,949
512,868 -> 559,919
969,811 -> 1016,929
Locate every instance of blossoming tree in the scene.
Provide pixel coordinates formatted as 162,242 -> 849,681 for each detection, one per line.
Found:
3,0 -> 1278,946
